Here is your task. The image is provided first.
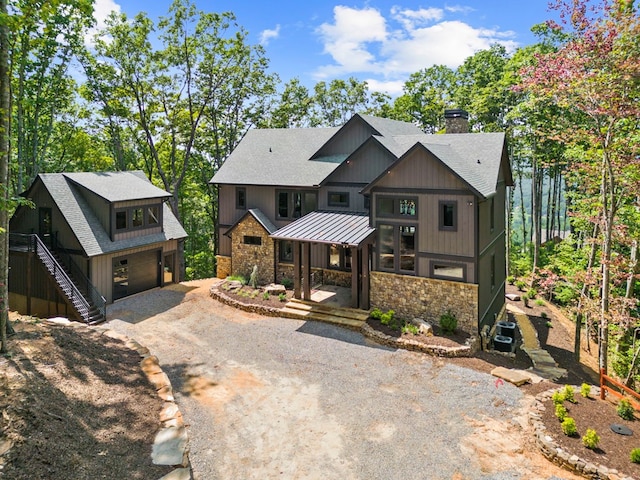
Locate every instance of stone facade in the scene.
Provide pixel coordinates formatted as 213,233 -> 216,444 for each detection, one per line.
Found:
230,216 -> 274,285
370,271 -> 478,335
323,269 -> 351,288
216,255 -> 231,279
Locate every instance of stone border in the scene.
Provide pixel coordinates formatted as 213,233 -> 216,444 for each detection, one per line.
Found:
210,284 -> 477,358
85,324 -> 192,480
530,386 -> 634,480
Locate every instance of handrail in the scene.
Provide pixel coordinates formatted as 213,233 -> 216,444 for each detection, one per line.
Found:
9,233 -> 104,324
600,368 -> 640,410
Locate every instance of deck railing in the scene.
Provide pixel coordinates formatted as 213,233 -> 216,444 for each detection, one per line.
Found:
600,368 -> 640,410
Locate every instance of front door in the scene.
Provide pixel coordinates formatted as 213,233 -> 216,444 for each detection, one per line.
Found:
39,208 -> 52,248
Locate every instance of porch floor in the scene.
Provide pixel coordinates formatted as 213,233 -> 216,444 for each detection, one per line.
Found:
308,284 -> 352,308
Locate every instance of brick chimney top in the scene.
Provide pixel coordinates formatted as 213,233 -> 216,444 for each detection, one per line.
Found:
444,109 -> 469,134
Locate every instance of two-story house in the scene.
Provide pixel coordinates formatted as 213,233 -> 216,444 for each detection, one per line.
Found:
210,111 -> 512,336
9,171 -> 187,323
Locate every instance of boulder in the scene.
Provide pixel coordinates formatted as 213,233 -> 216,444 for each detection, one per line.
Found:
505,293 -> 521,301
264,283 -> 286,295
410,318 -> 433,336
224,280 -> 243,291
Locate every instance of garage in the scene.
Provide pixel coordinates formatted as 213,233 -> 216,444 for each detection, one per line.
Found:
113,249 -> 161,301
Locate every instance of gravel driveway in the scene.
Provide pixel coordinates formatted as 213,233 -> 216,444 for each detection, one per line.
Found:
106,280 -> 578,480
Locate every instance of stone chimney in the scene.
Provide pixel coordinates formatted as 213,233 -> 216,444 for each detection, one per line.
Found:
444,109 -> 469,134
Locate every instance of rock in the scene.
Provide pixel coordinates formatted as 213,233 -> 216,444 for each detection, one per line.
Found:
410,318 -> 433,336
0,438 -> 13,456
224,280 -> 243,291
152,426 -> 189,466
491,366 -> 531,386
159,468 -> 192,480
46,317 -> 70,325
264,283 -> 286,295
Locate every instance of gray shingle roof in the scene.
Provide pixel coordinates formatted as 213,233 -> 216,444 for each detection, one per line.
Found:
225,208 -> 277,236
63,171 -> 171,202
270,211 -> 375,247
357,114 -> 423,136
38,171 -> 187,257
210,127 -> 342,187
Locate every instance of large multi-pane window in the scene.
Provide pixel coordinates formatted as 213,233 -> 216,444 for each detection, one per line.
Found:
328,244 -> 352,271
277,190 -> 317,219
114,203 -> 162,233
378,224 -> 416,273
377,196 -> 417,217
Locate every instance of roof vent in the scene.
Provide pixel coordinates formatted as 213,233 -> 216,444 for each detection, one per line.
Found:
444,109 -> 469,134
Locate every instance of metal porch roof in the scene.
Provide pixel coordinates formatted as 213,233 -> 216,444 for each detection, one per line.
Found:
270,211 -> 375,247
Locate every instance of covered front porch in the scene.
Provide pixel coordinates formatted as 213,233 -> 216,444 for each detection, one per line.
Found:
271,211 -> 375,310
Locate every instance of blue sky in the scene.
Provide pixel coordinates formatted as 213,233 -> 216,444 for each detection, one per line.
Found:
91,0 -> 558,95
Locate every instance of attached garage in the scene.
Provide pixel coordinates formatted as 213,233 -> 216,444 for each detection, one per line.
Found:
113,249 -> 161,301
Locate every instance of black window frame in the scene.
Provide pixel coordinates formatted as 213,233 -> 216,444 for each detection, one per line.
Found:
489,196 -> 495,233
431,262 -> 466,281
376,196 -> 418,218
328,191 -> 350,208
275,190 -> 317,220
279,240 -> 294,263
243,235 -> 262,246
113,203 -> 163,234
376,222 -> 417,274
439,200 -> 458,231
327,244 -> 352,271
236,187 -> 247,210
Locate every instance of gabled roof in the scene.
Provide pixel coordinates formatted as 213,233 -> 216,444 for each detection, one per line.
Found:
210,127 -> 341,187
361,132 -> 509,199
27,171 -> 186,257
270,211 -> 375,247
63,171 -> 171,202
225,208 -> 277,237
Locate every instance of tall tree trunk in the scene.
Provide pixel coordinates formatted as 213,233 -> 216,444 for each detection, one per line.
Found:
0,0 -> 11,353
575,222 -> 599,360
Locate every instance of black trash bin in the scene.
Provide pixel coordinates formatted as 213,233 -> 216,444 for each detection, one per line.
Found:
497,321 -> 516,340
493,335 -> 513,352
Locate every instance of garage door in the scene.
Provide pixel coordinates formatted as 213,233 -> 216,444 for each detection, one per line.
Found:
113,250 -> 161,300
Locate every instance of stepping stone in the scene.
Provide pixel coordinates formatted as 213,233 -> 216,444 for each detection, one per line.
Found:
505,293 -> 521,301
491,366 -> 531,386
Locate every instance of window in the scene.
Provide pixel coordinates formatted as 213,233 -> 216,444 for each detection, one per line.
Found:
328,245 -> 352,271
439,201 -> 457,231
279,240 -> 293,263
243,235 -> 262,246
377,196 -> 417,217
116,210 -> 127,230
378,224 -> 416,273
328,192 -> 349,207
490,197 -> 495,232
132,208 -> 144,228
236,187 -> 246,210
147,206 -> 159,225
432,263 -> 465,280
276,190 -> 317,219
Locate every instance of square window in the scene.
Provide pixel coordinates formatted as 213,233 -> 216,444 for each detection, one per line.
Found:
378,197 -> 394,216
399,199 -> 416,216
439,201 -> 457,231
328,192 -> 349,207
236,187 -> 246,210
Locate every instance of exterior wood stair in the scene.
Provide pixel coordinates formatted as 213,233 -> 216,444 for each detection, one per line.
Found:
281,298 -> 369,330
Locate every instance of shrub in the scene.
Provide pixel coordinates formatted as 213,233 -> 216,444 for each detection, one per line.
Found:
546,321 -> 553,328
262,291 -> 270,300
249,265 -> 259,288
402,323 -> 419,335
630,448 -> 640,463
522,294 -> 530,307
280,277 -> 293,289
515,280 -> 527,291
380,310 -> 399,330
227,275 -> 247,285
439,310 -> 458,335
580,383 -> 591,398
370,308 -> 383,320
536,299 -> 545,307
507,275 -> 515,285
278,293 -> 287,302
582,429 -> 600,450
617,398 -> 635,421
562,385 -> 576,403
561,417 -> 577,436
552,391 -> 565,405
527,287 -> 537,298
555,404 -> 567,422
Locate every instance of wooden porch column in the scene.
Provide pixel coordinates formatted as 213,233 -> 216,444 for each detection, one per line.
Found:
351,246 -> 359,308
302,242 -> 311,300
293,241 -> 301,299
360,243 -> 370,310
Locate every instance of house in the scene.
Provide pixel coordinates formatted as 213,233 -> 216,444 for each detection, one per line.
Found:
210,110 -> 513,336
9,171 -> 187,323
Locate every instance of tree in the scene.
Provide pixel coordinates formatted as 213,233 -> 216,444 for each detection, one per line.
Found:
520,0 -> 640,372
310,77 -> 370,127
0,0 -> 10,353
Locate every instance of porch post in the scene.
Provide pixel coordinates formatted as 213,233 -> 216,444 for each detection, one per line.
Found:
302,242 -> 311,300
360,243 -> 370,310
350,246 -> 359,308
293,241 -> 301,299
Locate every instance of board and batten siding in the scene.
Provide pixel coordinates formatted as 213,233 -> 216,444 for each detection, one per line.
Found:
314,118 -> 374,156
323,139 -> 395,184
77,187 -> 110,232
90,240 -> 177,303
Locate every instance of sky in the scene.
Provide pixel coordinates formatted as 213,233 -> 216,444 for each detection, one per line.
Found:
90,0 -> 559,96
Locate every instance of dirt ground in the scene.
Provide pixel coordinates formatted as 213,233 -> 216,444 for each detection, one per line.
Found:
0,278 -> 622,479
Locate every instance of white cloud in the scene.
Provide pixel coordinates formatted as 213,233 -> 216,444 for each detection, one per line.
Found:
364,78 -> 406,96
260,25 -> 281,46
85,0 -> 121,46
313,4 -> 518,89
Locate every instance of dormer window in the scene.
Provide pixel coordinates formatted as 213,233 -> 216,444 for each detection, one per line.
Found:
147,206 -> 159,225
113,203 -> 163,235
116,211 -> 128,230
132,208 -> 144,228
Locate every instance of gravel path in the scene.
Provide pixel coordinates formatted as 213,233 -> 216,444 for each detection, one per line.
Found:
106,280 -> 579,480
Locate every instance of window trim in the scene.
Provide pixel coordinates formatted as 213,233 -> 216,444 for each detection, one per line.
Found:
113,203 -> 163,234
438,200 -> 458,231
431,261 -> 467,282
243,235 -> 262,246
275,190 -> 317,220
328,191 -> 350,208
279,240 -> 294,263
236,187 -> 247,210
327,244 -> 352,271
376,222 -> 417,274
376,196 -> 418,218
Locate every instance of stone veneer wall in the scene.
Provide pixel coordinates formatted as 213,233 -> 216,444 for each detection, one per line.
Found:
231,216 -> 274,285
216,255 -> 231,279
370,271 -> 478,335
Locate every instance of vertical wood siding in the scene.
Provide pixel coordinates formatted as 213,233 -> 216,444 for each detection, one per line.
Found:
316,119 -> 372,156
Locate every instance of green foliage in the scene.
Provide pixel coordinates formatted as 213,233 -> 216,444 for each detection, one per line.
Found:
439,310 -> 457,335
380,310 -> 400,330
555,404 -> 567,422
507,275 -> 515,285
280,278 -> 293,289
522,294 -> 529,307
582,429 -> 600,450
552,282 -> 579,307
226,275 -> 247,285
561,417 -> 577,436
370,308 -> 383,320
526,288 -> 537,299
278,293 -> 287,302
630,448 -> 640,463
580,383 -> 591,398
262,291 -> 270,300
535,299 -> 545,307
552,391 -> 565,405
249,265 -> 259,289
562,385 -> 576,404
546,321 -> 553,328
515,280 -> 527,291
617,398 -> 635,421
540,311 -> 548,318
402,323 -> 419,335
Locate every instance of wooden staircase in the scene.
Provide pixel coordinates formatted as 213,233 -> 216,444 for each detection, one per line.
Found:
281,298 -> 369,330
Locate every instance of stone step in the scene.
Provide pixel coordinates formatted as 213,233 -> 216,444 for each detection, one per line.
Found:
280,305 -> 366,330
285,298 -> 369,321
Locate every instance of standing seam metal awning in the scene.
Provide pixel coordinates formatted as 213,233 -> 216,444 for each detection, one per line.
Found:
270,211 -> 375,247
